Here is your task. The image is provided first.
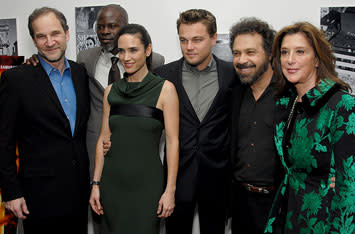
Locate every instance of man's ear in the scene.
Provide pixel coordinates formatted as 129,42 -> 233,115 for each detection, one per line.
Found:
65,29 -> 70,42
32,38 -> 37,48
268,54 -> 273,62
211,33 -> 217,46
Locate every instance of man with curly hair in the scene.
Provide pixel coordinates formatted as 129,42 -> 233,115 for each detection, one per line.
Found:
229,17 -> 278,234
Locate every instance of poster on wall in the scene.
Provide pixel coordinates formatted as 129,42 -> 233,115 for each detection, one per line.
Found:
212,34 -> 233,62
75,6 -> 104,55
320,7 -> 355,93
0,19 -> 18,56
0,55 -> 23,234
0,55 -> 24,77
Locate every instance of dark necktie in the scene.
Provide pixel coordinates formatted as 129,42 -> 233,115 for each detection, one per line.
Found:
108,57 -> 120,85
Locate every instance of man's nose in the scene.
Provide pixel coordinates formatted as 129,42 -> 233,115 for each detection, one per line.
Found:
187,41 -> 194,50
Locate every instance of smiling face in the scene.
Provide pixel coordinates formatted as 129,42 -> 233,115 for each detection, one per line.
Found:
32,12 -> 69,65
178,22 -> 217,71
232,33 -> 269,85
96,7 -> 122,52
280,32 -> 318,92
117,33 -> 151,77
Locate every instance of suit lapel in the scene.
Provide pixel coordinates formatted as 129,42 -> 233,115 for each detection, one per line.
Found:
70,61 -> 82,137
86,47 -> 101,77
88,47 -> 105,93
231,85 -> 245,146
34,65 -> 67,119
174,59 -> 200,122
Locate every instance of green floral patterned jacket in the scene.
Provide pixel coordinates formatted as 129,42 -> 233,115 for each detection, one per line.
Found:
265,79 -> 355,234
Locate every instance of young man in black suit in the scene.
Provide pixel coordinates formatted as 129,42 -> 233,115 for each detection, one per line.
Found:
154,9 -> 238,234
0,7 -> 90,234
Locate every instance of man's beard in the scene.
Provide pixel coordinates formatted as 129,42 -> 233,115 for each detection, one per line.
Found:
103,44 -> 115,53
237,59 -> 269,85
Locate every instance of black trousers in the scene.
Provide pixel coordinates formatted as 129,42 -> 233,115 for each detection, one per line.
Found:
93,212 -> 101,234
23,214 -> 87,234
232,183 -> 275,234
166,198 -> 226,234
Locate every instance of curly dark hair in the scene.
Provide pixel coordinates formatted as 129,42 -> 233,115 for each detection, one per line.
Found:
229,17 -> 275,57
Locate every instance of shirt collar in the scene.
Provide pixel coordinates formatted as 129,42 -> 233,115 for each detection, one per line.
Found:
303,79 -> 337,107
38,54 -> 70,76
245,74 -> 276,94
277,79 -> 340,115
101,48 -> 118,59
183,56 -> 216,73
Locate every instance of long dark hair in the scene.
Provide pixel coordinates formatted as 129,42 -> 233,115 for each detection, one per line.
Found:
117,24 -> 152,70
272,22 -> 350,96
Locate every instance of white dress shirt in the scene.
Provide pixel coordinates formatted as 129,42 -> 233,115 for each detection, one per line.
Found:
94,49 -> 125,88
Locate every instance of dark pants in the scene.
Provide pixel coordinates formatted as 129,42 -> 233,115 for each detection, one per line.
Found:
166,198 -> 226,234
232,183 -> 275,234
23,214 -> 87,234
91,208 -> 101,234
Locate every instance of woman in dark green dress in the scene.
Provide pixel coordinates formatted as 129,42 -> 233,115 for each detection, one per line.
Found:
89,24 -> 179,234
264,22 -> 355,234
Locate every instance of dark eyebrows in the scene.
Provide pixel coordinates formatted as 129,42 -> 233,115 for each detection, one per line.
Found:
35,33 -> 44,38
118,46 -> 139,51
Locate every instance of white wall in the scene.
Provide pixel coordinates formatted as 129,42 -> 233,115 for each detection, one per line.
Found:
1,0 -> 355,63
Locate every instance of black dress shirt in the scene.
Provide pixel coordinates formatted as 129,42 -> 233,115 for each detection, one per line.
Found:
233,78 -> 279,186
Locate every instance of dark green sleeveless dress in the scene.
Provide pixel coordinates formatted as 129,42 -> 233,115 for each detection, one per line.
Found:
100,72 -> 165,234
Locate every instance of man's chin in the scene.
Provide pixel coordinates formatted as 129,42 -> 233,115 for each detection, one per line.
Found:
102,45 -> 115,52
40,53 -> 65,63
239,75 -> 254,85
184,58 -> 200,67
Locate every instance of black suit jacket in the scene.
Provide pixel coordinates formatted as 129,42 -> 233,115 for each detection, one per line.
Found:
154,56 -> 238,202
230,84 -> 246,169
0,61 -> 90,219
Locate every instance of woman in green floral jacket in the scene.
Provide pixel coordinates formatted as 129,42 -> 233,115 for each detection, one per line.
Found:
264,22 -> 355,234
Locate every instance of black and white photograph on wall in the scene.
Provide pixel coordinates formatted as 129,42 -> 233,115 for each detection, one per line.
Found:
212,33 -> 233,62
0,18 -> 18,56
321,7 -> 355,93
75,6 -> 103,55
